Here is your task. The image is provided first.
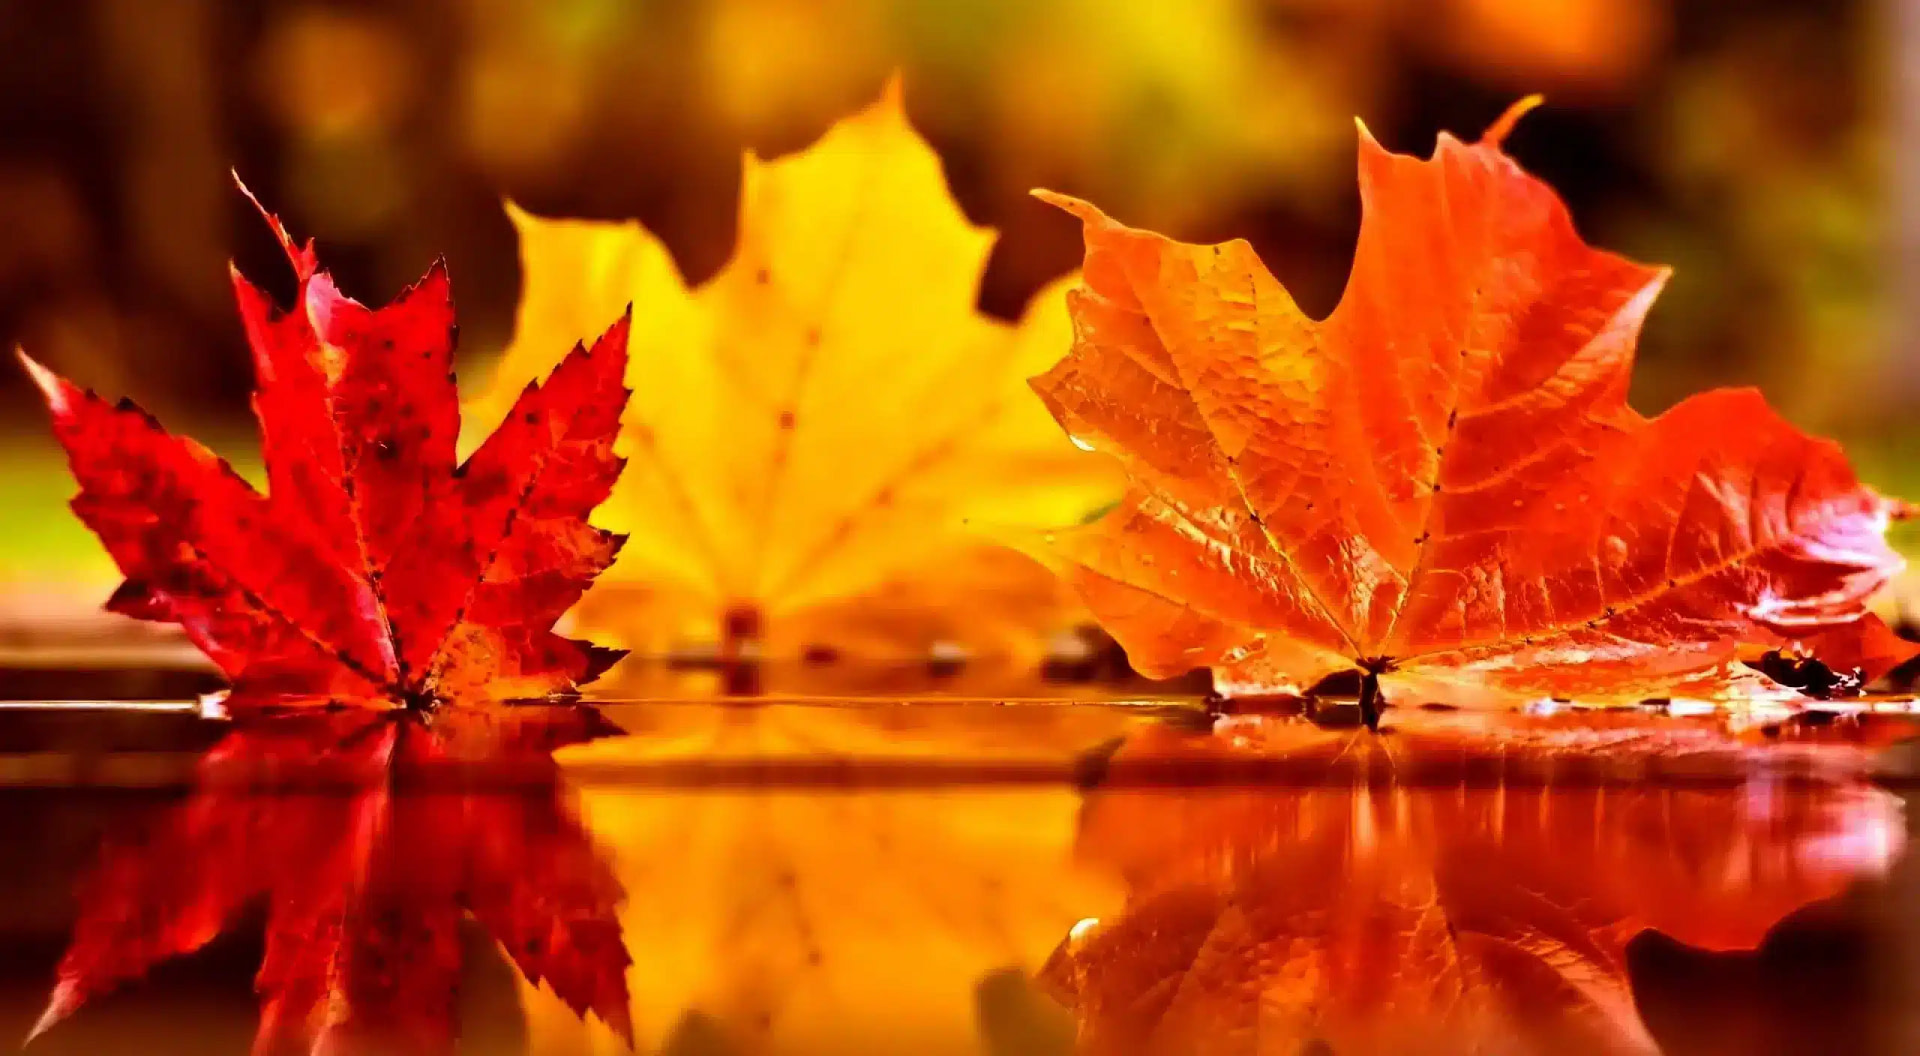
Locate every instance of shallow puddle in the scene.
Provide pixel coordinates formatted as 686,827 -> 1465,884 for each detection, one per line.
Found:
1,689 -> 1917,1055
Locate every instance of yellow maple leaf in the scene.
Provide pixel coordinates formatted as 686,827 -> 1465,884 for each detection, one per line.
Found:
471,80 -> 1119,665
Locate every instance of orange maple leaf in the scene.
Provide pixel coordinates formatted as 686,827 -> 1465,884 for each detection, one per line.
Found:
1026,99 -> 1914,716
1043,709 -> 1906,1056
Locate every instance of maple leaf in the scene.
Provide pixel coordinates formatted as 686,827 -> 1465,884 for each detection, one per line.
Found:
1041,709 -> 1907,1056
473,79 -> 1119,667
1025,99 -> 1911,719
32,706 -> 631,1056
515,701 -> 1131,1055
20,192 -> 632,713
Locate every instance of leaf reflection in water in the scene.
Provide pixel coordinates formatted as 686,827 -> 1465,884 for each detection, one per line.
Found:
1041,708 -> 1911,1056
520,700 -> 1137,1056
33,705 -> 630,1056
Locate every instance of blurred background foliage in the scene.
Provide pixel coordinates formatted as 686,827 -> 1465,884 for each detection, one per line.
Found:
0,0 -> 1911,599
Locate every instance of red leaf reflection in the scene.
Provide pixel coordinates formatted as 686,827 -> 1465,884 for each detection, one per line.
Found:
1042,709 -> 1909,1056
33,706 -> 630,1056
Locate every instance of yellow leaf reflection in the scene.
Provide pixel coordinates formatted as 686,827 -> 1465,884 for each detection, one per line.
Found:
1042,709 -> 1908,1056
520,701 -> 1141,1054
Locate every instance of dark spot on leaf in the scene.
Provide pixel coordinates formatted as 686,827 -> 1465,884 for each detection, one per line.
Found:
801,644 -> 839,666
928,653 -> 965,679
722,604 -> 763,647
1747,651 -> 1860,700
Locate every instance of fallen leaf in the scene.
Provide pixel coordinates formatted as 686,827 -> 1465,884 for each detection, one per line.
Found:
1026,99 -> 1911,713
33,706 -> 631,1056
1042,709 -> 1906,1056
1755,612 -> 1920,696
22,190 -> 632,713
517,700 -> 1134,1055
474,79 -> 1119,666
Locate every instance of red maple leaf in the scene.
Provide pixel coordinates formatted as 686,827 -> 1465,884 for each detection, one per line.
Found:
1026,100 -> 1915,719
20,189 -> 632,714
20,192 -> 636,1052
31,706 -> 632,1056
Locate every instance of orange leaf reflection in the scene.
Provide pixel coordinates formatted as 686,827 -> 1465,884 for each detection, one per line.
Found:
1042,709 -> 1909,1056
34,706 -> 630,1056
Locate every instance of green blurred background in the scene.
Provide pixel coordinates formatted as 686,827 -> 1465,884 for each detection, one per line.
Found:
0,0 -> 1912,612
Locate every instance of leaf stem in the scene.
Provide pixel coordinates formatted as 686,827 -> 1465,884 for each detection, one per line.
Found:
720,603 -> 763,696
1358,669 -> 1382,732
